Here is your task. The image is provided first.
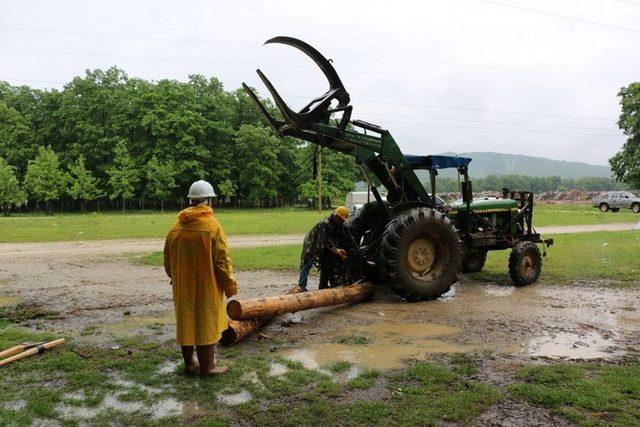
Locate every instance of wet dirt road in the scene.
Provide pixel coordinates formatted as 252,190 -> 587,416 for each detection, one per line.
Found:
1,243 -> 638,365
0,221 -> 637,258
1,242 -> 638,425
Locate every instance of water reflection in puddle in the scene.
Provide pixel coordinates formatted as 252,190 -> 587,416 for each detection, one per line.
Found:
102,311 -> 174,336
1,400 -> 26,411
0,295 -> 21,307
268,362 -> 288,377
483,285 -> 515,297
156,360 -> 179,375
528,331 -> 616,359
217,390 -> 252,406
283,321 -> 470,370
57,393 -> 203,419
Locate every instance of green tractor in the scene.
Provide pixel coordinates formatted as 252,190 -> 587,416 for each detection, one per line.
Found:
243,37 -> 553,301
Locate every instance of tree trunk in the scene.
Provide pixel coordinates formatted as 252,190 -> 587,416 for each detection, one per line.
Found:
122,198 -> 126,213
220,285 -> 302,345
227,282 -> 374,320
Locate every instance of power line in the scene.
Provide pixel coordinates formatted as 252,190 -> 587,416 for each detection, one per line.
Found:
377,119 -> 619,137
612,0 -> 640,7
477,0 -> 640,34
0,25 -> 257,48
0,25 -> 622,85
285,95 -> 615,121
0,45 -> 615,96
360,111 -> 619,132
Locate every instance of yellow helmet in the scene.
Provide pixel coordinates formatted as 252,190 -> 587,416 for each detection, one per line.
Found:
334,206 -> 349,221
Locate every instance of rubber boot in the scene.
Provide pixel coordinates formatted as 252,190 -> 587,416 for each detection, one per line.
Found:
196,344 -> 228,376
181,346 -> 199,375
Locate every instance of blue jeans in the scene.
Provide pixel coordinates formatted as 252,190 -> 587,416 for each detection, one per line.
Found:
298,258 -> 314,289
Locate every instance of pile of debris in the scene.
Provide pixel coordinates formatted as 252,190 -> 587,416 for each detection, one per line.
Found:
440,190 -> 603,203
536,190 -> 602,203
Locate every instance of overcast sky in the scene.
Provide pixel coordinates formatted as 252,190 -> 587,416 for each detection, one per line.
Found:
1,0 -> 639,166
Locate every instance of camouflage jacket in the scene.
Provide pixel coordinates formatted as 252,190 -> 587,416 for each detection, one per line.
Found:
301,215 -> 356,263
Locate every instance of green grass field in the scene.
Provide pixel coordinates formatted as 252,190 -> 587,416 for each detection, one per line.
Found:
137,244 -> 303,271
0,317 -> 637,425
140,230 -> 640,283
0,208 -> 331,243
533,203 -> 638,226
0,204 -> 637,243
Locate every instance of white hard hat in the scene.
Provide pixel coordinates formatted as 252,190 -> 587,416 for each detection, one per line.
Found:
188,180 -> 216,199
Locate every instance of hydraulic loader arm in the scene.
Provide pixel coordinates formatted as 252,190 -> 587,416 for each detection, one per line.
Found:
242,36 -> 431,205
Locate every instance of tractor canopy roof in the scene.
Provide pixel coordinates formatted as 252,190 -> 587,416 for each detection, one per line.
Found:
405,155 -> 472,171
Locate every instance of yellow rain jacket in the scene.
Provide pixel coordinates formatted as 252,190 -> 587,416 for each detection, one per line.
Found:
163,204 -> 237,346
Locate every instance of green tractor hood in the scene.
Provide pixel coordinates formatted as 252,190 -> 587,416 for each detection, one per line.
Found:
449,198 -> 518,214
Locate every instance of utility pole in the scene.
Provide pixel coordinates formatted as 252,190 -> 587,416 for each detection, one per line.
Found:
317,148 -> 322,211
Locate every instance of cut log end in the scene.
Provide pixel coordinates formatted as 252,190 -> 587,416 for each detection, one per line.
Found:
226,300 -> 243,320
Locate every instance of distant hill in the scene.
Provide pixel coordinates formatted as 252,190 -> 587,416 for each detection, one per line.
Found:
433,152 -> 612,179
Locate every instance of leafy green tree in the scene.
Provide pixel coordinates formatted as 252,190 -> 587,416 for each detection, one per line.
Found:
68,155 -> 103,212
0,101 -> 35,176
23,146 -> 67,213
610,82 -> 640,189
0,157 -> 25,215
145,155 -> 177,211
107,140 -> 140,211
297,144 -> 359,208
217,179 -> 237,205
233,125 -> 280,207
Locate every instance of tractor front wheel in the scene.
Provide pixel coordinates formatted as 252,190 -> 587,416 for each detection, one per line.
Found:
462,248 -> 488,273
379,208 -> 461,301
508,241 -> 542,286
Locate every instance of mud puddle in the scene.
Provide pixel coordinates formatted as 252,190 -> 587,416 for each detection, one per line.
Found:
57,381 -> 201,419
101,311 -> 174,337
217,390 -> 252,406
283,320 -> 476,371
528,331 -> 619,359
0,295 -> 21,307
279,280 -> 640,367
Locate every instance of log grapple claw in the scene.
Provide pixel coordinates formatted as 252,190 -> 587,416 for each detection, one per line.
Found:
242,36 -> 351,135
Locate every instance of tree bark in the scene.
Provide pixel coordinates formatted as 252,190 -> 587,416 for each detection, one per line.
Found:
227,282 -> 374,320
220,285 -> 302,346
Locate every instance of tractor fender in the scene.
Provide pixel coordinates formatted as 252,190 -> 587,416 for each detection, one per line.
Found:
390,201 -> 440,217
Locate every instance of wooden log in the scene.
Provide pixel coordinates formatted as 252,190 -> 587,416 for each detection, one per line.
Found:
0,345 -> 27,359
220,285 -> 301,346
0,338 -> 65,367
227,282 -> 375,320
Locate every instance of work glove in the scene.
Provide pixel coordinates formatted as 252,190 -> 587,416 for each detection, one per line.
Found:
225,284 -> 238,298
336,248 -> 348,260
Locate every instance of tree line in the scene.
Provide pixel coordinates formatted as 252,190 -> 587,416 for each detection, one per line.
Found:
0,67 -> 359,214
432,175 -> 626,193
1,68 -> 634,216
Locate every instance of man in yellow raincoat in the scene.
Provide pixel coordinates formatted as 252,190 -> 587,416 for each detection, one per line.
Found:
164,180 -> 238,376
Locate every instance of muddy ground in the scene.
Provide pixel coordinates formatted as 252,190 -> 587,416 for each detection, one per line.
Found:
1,239 -> 639,425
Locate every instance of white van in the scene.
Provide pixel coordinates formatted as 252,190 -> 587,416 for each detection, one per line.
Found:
345,191 -> 387,215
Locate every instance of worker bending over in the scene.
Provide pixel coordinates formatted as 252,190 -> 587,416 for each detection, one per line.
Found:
298,206 -> 356,290
164,180 -> 237,376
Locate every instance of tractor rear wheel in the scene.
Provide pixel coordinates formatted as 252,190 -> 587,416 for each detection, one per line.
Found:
508,241 -> 541,286
462,248 -> 488,273
378,208 -> 461,301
